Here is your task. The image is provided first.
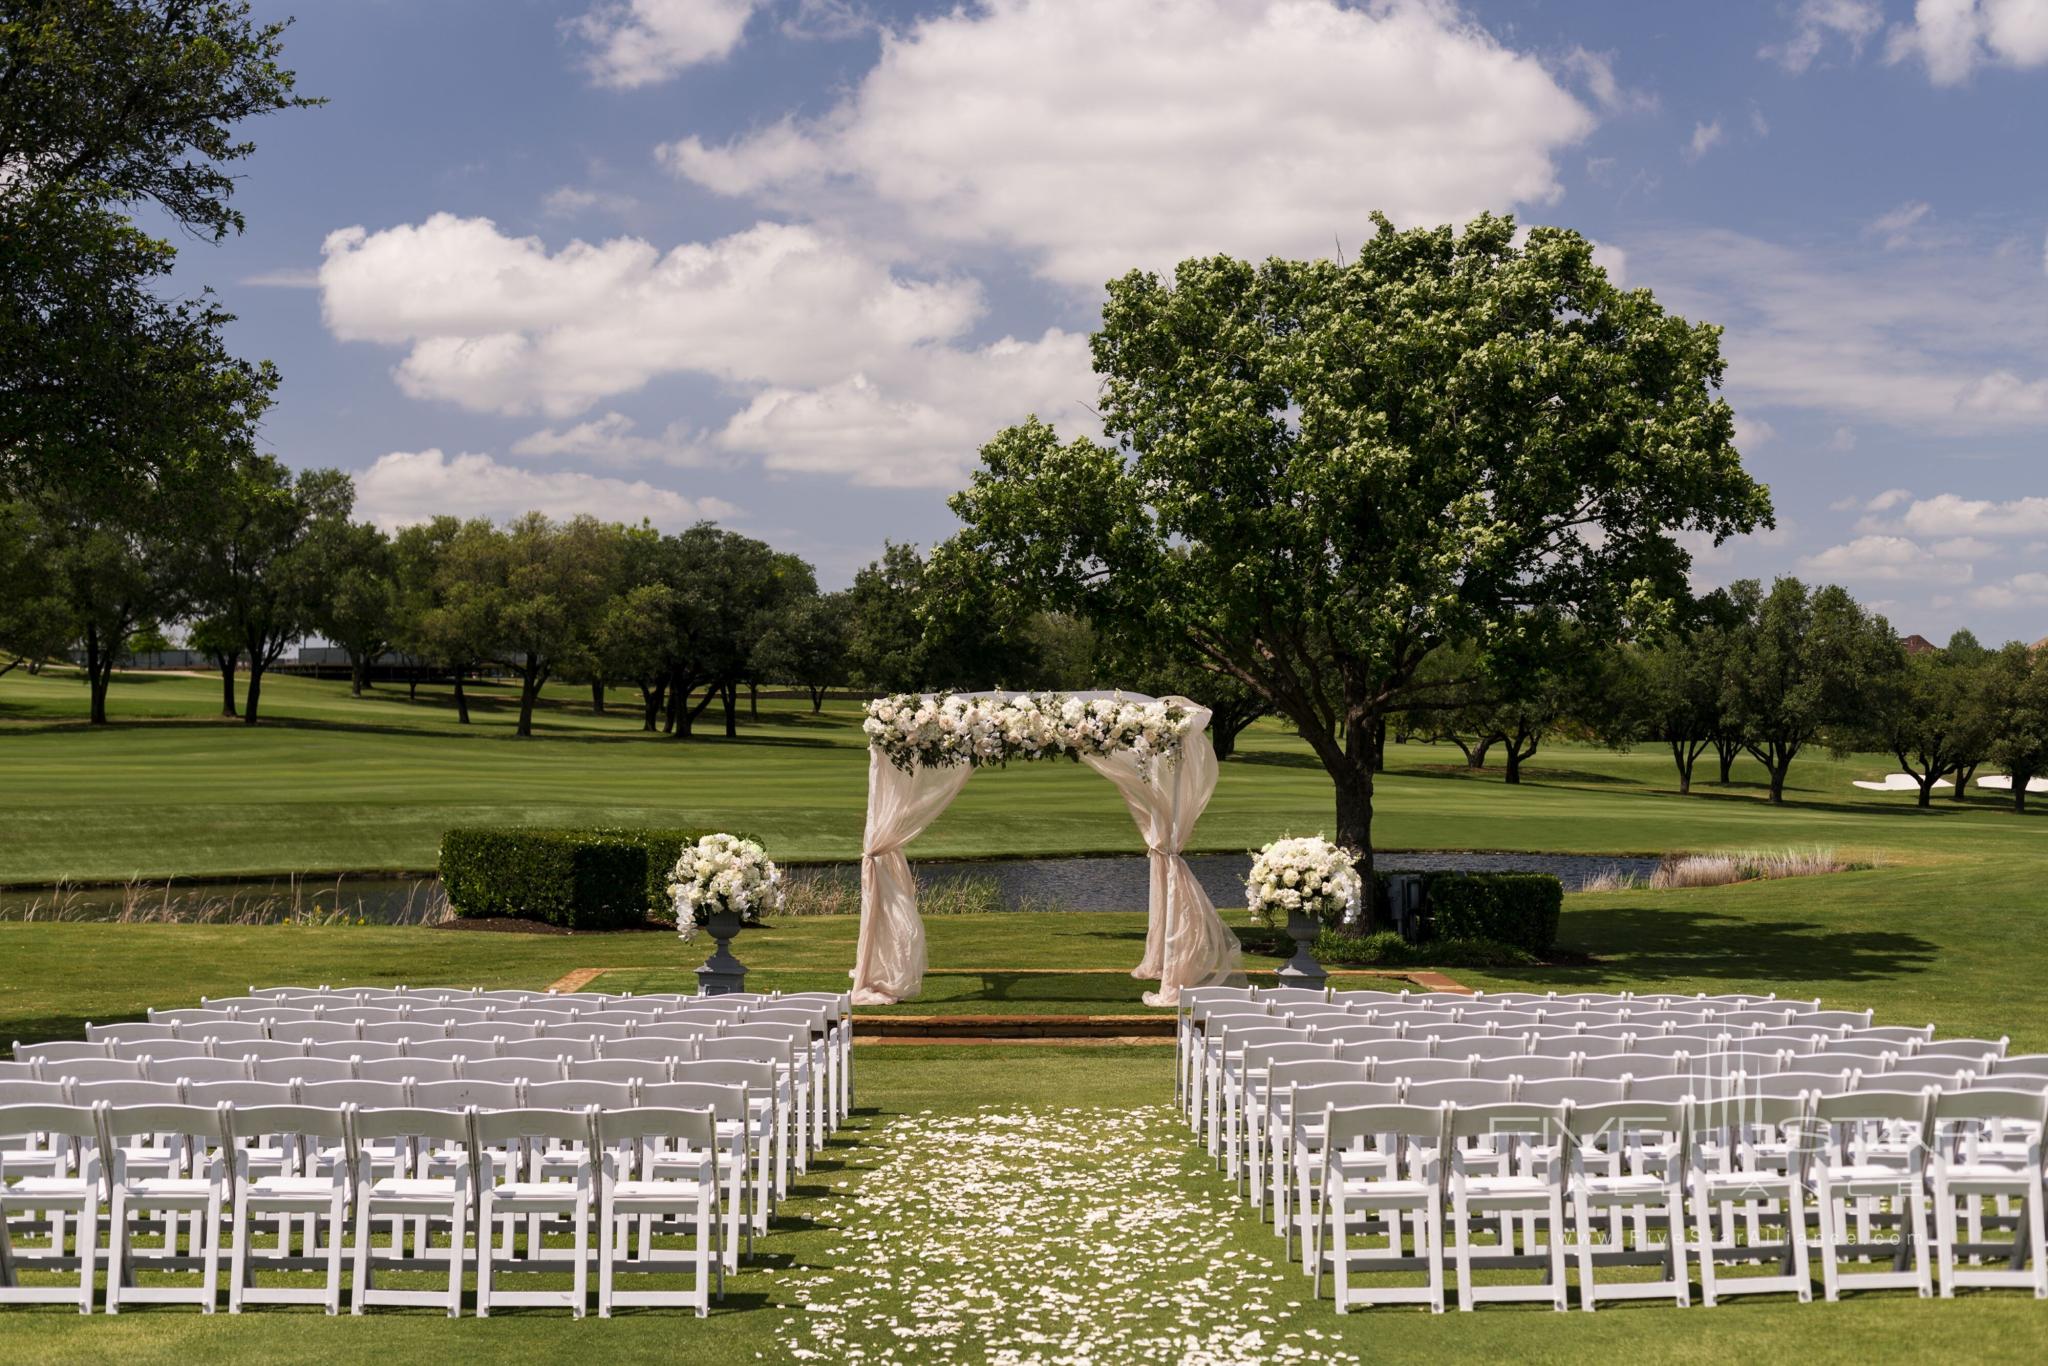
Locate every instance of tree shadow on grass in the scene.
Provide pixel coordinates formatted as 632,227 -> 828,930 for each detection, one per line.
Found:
0,714 -> 842,749
1537,905 -> 1939,989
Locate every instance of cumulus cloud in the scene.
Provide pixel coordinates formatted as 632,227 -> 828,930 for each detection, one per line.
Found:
1867,200 -> 1934,248
240,267 -> 320,288
1761,0 -> 1885,72
570,0 -> 761,87
1684,119 -> 1725,161
318,215 -> 983,416
1630,226 -> 2048,436
1887,0 -> 2048,84
510,412 -> 710,467
1799,534 -> 1975,585
1971,572 -> 2048,609
716,329 -> 1099,488
354,449 -> 735,530
1867,487 -> 1915,512
1560,47 -> 1657,113
1899,492 -> 2048,537
664,0 -> 1596,288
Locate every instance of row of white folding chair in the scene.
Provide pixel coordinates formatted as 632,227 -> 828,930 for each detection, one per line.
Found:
1294,1086 -> 2048,1312
0,1101 -> 731,1316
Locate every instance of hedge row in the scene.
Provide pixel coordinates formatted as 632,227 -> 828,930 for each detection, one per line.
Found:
439,826 -> 743,930
1419,872 -> 1562,955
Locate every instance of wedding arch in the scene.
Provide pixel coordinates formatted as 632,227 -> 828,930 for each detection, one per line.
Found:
851,691 -> 1244,1008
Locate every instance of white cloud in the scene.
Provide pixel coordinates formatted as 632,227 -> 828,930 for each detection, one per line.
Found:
319,214 -> 983,416
510,412 -> 710,467
1867,487 -> 1915,512
1799,534 -> 1975,585
1630,226 -> 2048,436
354,449 -> 735,530
1734,414 -> 1777,448
570,0 -> 761,87
1560,47 -> 1657,113
1887,0 -> 2048,84
1933,535 -> 1999,557
1684,119 -> 1725,161
1828,424 -> 1859,450
1900,492 -> 2048,536
1867,200 -> 1933,248
715,329 -> 1099,488
542,186 -> 640,219
1761,0 -> 1885,73
665,0 -> 1596,288
1970,572 -> 2048,609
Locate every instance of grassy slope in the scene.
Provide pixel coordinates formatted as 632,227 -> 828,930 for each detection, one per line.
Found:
3,666 -> 2043,884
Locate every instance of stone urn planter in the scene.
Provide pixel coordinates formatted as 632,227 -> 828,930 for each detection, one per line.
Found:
1274,906 -> 1328,988
695,908 -> 749,996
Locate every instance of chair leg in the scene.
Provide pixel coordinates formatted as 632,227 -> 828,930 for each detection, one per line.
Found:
105,1191 -> 126,1314
1574,1191 -> 1597,1312
1694,1192 -> 1718,1308
571,1198 -> 588,1319
351,1200 -> 373,1314
324,1198 -> 345,1315
695,1197 -> 711,1318
597,1199 -> 615,1318
229,1194 -> 249,1314
477,1193 -> 495,1317
2028,1189 -> 2048,1298
1935,1180 -> 1958,1298
1818,1185 -> 1841,1302
446,1199 -> 467,1318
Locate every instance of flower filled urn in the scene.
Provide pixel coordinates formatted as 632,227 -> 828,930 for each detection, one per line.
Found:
1246,835 -> 1364,990
667,834 -> 783,997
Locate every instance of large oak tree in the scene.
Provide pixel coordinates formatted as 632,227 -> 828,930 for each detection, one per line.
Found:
940,214 -> 1770,924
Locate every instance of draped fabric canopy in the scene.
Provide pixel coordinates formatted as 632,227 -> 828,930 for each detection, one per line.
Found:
851,692 -> 1243,1008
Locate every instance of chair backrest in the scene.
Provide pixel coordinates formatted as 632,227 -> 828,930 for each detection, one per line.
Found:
1564,1098 -> 1687,1160
1931,1086 -> 2048,1126
184,1079 -> 295,1108
1915,1038 -> 2009,1061
350,1105 -> 473,1150
636,1080 -> 746,1120
470,1106 -> 597,1153
213,1040 -> 307,1063
1814,1087 -> 1933,1135
600,1037 -> 698,1065
1516,1076 -> 1622,1105
669,1058 -> 777,1092
1372,1057 -> 1471,1086
298,1078 -> 410,1111
594,1105 -> 716,1151
1439,1037 -> 1530,1062
362,1022 -> 449,1044
1860,1025 -> 1936,1045
1472,1054 -> 1574,1082
100,1100 -> 231,1143
318,1007 -> 406,1026
497,1038 -> 595,1062
1192,1002 -> 1270,1027
0,1059 -> 42,1083
1812,1037 -> 1897,1059
0,1101 -> 100,1144
696,1037 -> 793,1067
251,1056 -> 353,1085
236,1008 -> 320,1025
44,1059 -> 146,1085
231,1103 -> 350,1146
1319,1101 -> 1446,1155
1403,1078 -> 1514,1108
14,1040 -> 111,1064
524,1079 -> 637,1112
1267,1058 -> 1374,1094
404,1008 -> 489,1025
356,1057 -> 459,1084
541,1022 -> 636,1042
1623,1074 -> 1710,1102
142,1057 -> 250,1085
413,1078 -> 524,1111
1242,1040 -> 1341,1071
459,1056 -> 565,1085
1803,1009 -> 1875,1031
491,1008 -> 579,1026
405,1039 -> 492,1062
1446,1100 -> 1566,1149
84,1022 -> 180,1044
1288,1079 -> 1403,1122
567,1058 -> 672,1085
1304,1023 -> 1404,1045
631,1020 -> 720,1042
270,1021 -> 359,1045
1344,1039 -> 1433,1063
313,1039 -> 403,1061
449,1021 -> 527,1041
109,1039 -> 208,1061
183,1021 -> 268,1044
0,1079 -> 70,1107
1991,1054 -> 2048,1078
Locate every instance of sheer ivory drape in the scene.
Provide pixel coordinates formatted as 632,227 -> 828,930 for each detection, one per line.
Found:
850,695 -> 1242,1007
849,747 -> 973,1005
1078,701 -> 1243,1005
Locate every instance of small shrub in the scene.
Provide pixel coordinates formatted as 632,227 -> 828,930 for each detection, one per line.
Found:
440,828 -> 649,929
1311,928 -> 1535,968
579,826 -> 741,917
1426,872 -> 1561,955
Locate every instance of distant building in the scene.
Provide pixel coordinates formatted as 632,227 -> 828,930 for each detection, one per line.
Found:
1901,634 -> 1937,655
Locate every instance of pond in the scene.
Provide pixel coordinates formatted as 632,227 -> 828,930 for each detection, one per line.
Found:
0,850 -> 1658,923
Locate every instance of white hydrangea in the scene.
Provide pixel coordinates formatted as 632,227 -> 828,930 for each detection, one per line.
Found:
1245,835 -> 1362,924
667,833 -> 784,938
863,692 -> 1197,776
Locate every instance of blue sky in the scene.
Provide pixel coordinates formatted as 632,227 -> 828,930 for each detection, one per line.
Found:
179,0 -> 2048,640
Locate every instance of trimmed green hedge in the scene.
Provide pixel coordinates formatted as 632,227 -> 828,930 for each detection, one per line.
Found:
1424,873 -> 1561,955
440,828 -> 650,930
578,826 -> 747,918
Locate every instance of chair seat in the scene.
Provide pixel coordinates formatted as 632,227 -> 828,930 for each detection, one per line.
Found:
0,1177 -> 95,1203
612,1179 -> 710,1199
122,1177 -> 214,1199
1461,1175 -> 1553,1197
368,1177 -> 460,1199
246,1175 -> 346,1198
1941,1164 -> 2039,1184
1820,1163 -> 1917,1184
489,1181 -> 587,1202
1577,1174 -> 1672,1197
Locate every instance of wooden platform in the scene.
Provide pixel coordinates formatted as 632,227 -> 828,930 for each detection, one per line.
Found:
855,1012 -> 1176,1041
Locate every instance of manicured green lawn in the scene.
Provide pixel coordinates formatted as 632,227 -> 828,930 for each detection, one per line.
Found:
5,666 -> 2044,886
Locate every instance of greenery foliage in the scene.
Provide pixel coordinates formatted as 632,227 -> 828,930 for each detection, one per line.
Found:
438,827 -> 650,929
1424,872 -> 1563,954
1311,927 -> 1538,968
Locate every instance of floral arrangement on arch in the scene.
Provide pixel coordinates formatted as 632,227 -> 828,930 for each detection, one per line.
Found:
1246,835 -> 1364,925
667,833 -> 783,943
862,692 -> 1197,775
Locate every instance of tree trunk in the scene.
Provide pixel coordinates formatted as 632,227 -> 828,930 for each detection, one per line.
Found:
0,656 -> 20,680
749,680 -> 758,719
408,671 -> 418,702
808,684 -> 826,713
722,680 -> 738,738
1333,760 -> 1376,932
453,670 -> 470,725
590,679 -> 605,714
1916,776 -> 1935,808
218,653 -> 239,717
84,626 -> 109,725
350,655 -> 367,696
664,670 -> 684,735
1950,762 -> 1976,800
1714,736 -> 1741,784
1670,738 -> 1697,794
243,664 -> 265,725
2013,772 -> 2032,814
640,679 -> 664,732
1767,760 -> 1787,804
1369,717 -> 1387,773
516,653 -> 542,737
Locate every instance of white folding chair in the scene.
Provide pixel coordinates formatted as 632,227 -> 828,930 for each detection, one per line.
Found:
1685,1092 -> 1814,1306
595,1107 -> 722,1317
349,1107 -> 472,1316
1313,1102 -> 1446,1312
1563,1098 -> 1690,1309
102,1102 -> 231,1313
1930,1087 -> 2048,1298
1273,1074 -> 1398,1262
226,1104 -> 352,1313
1810,1089 -> 1934,1301
474,1108 -> 595,1317
1445,1101 -> 1569,1311
0,1102 -> 101,1313
655,1066 -> 777,1232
